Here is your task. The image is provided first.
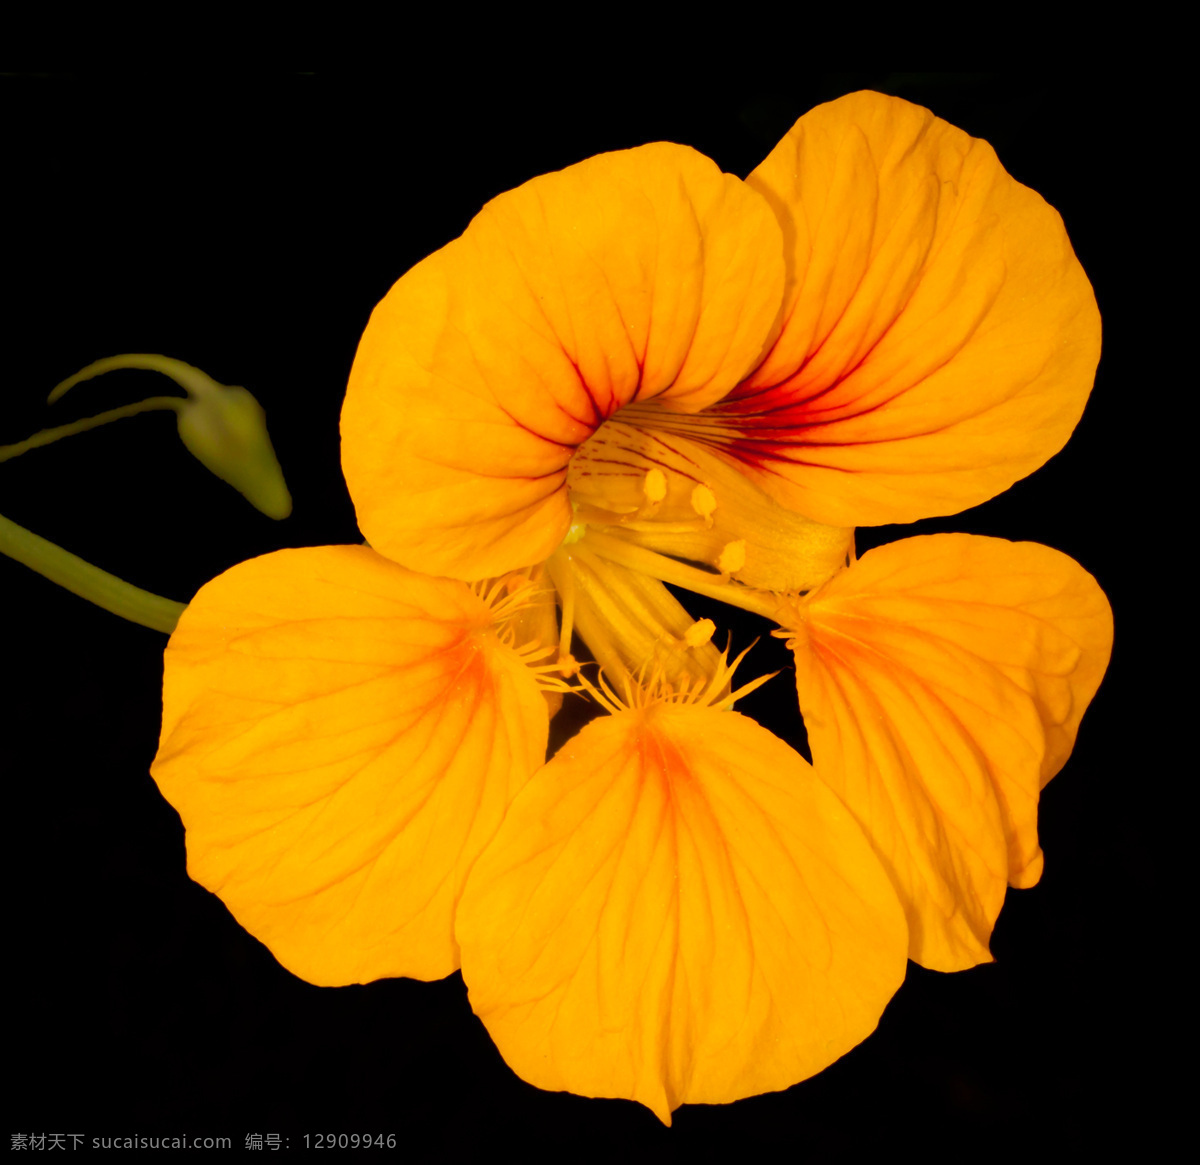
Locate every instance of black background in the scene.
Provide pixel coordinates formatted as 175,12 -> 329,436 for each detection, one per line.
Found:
5,74 -> 1167,1157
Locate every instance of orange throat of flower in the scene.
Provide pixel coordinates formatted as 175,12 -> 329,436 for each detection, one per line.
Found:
521,403 -> 855,697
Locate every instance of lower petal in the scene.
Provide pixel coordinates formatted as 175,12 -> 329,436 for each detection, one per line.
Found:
152,545 -> 549,986
788,534 -> 1112,970
456,702 -> 907,1124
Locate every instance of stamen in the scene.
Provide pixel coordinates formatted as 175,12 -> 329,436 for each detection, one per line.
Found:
567,415 -> 853,595
556,566 -> 578,664
581,530 -> 785,621
546,542 -> 727,697
613,518 -> 711,534
690,483 -> 717,527
684,618 -> 715,648
718,540 -> 746,575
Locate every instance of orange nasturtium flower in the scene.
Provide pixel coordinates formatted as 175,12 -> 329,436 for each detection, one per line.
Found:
150,92 -> 1112,1123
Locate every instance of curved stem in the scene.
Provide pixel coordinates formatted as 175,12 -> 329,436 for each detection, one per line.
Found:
0,511 -> 186,633
0,397 -> 183,463
49,353 -> 220,404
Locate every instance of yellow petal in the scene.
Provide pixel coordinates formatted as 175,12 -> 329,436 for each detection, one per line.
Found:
722,90 -> 1100,527
152,545 -> 548,986
456,703 -> 907,1124
788,534 -> 1112,971
342,144 -> 785,579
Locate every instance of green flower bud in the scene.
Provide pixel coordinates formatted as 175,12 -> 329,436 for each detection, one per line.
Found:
48,353 -> 292,520
176,383 -> 292,519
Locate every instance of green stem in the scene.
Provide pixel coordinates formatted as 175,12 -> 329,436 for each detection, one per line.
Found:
0,397 -> 183,463
48,353 -> 218,403
0,511 -> 186,633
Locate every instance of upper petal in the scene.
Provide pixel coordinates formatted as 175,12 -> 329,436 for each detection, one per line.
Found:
721,90 -> 1100,527
788,533 -> 1112,971
152,545 -> 549,986
341,144 -> 785,578
456,702 -> 907,1124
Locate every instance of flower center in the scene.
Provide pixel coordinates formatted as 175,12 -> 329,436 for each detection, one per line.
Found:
564,409 -> 853,595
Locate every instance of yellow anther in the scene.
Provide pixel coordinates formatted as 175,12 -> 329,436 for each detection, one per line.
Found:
690,483 -> 717,520
558,653 -> 580,678
718,540 -> 746,574
643,468 -> 667,504
683,618 -> 716,649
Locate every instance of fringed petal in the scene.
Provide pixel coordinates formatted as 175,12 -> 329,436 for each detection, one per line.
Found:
457,703 -> 907,1123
